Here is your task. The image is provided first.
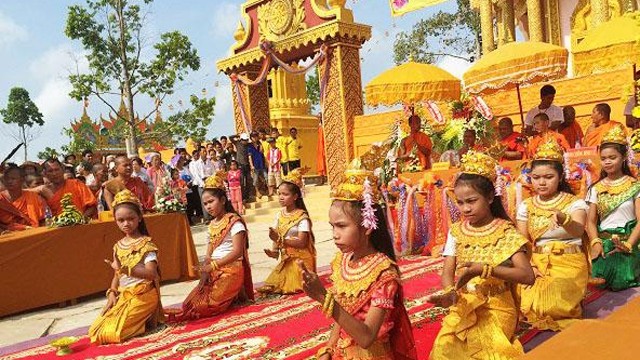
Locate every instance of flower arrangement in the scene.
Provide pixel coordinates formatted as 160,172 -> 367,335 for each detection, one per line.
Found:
154,181 -> 186,213
50,193 -> 88,227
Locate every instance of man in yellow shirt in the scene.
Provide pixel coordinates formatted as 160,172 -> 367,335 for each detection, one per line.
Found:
287,128 -> 302,171
271,127 -> 290,175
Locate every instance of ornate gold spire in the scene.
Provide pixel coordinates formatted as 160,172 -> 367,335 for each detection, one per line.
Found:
112,189 -> 142,209
533,138 -> 565,162
460,150 -> 498,182
331,159 -> 379,202
601,125 -> 628,146
204,170 -> 227,191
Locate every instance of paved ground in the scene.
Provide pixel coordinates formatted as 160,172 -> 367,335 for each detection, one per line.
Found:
0,220 -> 336,348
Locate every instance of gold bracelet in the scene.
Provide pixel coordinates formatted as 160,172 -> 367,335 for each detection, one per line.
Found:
324,297 -> 335,319
127,266 -> 132,277
105,288 -> 118,297
322,292 -> 334,318
480,264 -> 488,279
442,285 -> 455,294
322,291 -> 332,312
486,265 -> 493,278
621,241 -> 633,252
561,212 -> 571,226
211,261 -> 219,270
316,346 -> 334,358
590,238 -> 603,248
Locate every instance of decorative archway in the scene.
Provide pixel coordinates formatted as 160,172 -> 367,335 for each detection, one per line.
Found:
216,0 -> 371,187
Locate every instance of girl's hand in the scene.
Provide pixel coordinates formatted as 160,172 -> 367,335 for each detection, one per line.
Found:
104,258 -> 120,272
197,270 -> 210,290
455,262 -> 483,290
552,211 -> 566,228
297,260 -> 326,303
268,227 -> 278,241
610,235 -> 632,254
101,293 -> 117,315
523,267 -> 543,289
427,290 -> 457,308
318,354 -> 331,360
591,243 -> 605,260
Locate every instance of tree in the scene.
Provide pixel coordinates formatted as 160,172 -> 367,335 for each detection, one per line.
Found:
0,87 -> 44,162
60,127 -> 97,155
393,0 -> 480,65
148,94 -> 215,143
306,68 -> 320,114
37,147 -> 60,161
65,0 -> 202,156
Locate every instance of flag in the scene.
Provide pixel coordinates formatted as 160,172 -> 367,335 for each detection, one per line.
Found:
389,0 -> 449,16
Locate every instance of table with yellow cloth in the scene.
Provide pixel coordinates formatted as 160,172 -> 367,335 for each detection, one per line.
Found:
0,213 -> 199,317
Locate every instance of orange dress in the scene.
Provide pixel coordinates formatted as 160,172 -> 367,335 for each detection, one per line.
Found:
46,179 -> 97,216
105,177 -> 155,210
527,131 -> 570,158
500,132 -> 525,161
583,121 -> 625,147
402,132 -> 433,170
12,190 -> 46,227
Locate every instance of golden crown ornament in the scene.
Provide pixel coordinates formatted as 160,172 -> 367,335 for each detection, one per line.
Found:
282,167 -> 307,189
601,125 -> 628,146
112,189 -> 142,209
204,171 -> 227,190
331,159 -> 380,203
532,138 -> 565,162
460,151 -> 499,182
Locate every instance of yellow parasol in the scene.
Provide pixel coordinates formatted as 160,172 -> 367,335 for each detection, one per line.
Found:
573,14 -> 640,77
462,41 -> 568,123
365,61 -> 461,107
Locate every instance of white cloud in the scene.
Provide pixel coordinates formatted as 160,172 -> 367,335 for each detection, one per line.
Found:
29,44 -> 89,80
0,11 -> 27,48
436,55 -> 472,80
211,81 -> 235,136
212,2 -> 240,38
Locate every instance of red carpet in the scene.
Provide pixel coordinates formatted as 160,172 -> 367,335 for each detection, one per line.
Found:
3,256 -> 605,360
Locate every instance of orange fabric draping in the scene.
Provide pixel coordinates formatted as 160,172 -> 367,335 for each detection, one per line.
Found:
11,190 -> 46,227
0,213 -> 198,317
527,131 -> 570,157
522,296 -> 640,359
583,120 -> 626,148
47,179 -> 97,216
560,121 -> 585,149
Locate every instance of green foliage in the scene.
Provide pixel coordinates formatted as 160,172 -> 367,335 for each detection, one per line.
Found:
60,127 -> 97,156
0,87 -> 44,161
150,94 -> 215,143
306,68 -> 320,113
393,0 -> 480,64
65,0 -> 203,151
37,147 -> 61,161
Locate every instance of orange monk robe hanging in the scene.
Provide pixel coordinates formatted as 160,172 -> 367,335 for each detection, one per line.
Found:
389,0 -> 449,16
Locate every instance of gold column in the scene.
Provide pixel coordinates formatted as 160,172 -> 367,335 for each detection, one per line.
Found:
590,0 -> 610,27
320,42 -> 364,187
526,0 -> 544,42
480,0 -> 495,54
231,65 -> 271,133
503,0 -> 516,44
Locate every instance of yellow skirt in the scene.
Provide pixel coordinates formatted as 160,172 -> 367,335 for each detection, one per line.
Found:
334,337 -> 393,360
430,280 -> 523,360
180,260 -> 244,320
259,246 -> 316,295
89,281 -> 160,344
519,244 -> 589,331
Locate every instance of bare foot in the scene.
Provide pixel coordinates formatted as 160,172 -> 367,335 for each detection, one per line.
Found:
264,249 -> 279,259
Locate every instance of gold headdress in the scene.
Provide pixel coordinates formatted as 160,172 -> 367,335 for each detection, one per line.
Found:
204,170 -> 227,190
601,125 -> 628,146
282,167 -> 307,189
331,159 -> 380,202
460,151 -> 498,182
112,189 -> 141,209
532,138 -> 564,162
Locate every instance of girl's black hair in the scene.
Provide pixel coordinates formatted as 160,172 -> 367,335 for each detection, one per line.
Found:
454,173 -> 510,220
279,181 -> 309,213
530,160 -> 575,195
333,200 -> 396,262
202,188 -> 249,248
596,143 -> 634,181
113,203 -> 150,236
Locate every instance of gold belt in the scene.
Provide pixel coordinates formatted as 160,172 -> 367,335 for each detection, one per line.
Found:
533,243 -> 582,254
598,232 -> 629,241
466,281 -> 508,296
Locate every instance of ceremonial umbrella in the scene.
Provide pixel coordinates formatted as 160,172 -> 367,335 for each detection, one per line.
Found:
365,61 -> 461,107
462,41 -> 568,123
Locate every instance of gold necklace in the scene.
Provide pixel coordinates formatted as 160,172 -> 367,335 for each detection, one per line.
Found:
460,218 -> 504,237
533,192 -> 570,210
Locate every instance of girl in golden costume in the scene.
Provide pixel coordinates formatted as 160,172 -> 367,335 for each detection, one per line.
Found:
89,190 -> 163,344
517,140 -> 589,331
430,151 -> 534,360
179,171 -> 254,319
258,169 -> 316,295
587,126 -> 640,290
299,160 -> 417,360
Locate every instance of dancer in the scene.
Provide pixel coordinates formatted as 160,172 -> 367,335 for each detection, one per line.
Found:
517,140 -> 589,330
258,169 -> 316,295
587,126 -> 640,290
430,151 -> 534,359
179,171 -> 254,319
89,190 -> 163,344
299,160 -> 417,359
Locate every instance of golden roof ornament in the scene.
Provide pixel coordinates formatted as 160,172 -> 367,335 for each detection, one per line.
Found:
533,138 -> 564,162
460,150 -> 498,182
204,170 -> 227,191
331,159 -> 380,202
601,125 -> 628,146
112,189 -> 142,209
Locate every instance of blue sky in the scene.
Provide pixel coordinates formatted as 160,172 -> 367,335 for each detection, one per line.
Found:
0,0 -> 470,161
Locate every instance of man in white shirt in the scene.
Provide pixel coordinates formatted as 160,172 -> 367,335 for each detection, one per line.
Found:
524,85 -> 564,136
188,149 -> 209,221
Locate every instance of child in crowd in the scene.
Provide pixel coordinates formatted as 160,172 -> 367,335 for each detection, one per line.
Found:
170,168 -> 188,205
227,160 -> 244,215
266,137 -> 282,196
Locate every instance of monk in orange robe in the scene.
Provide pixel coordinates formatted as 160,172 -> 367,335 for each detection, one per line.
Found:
458,129 -> 487,158
1,166 -> 46,227
559,106 -> 584,148
583,103 -> 626,148
398,115 -> 433,170
526,113 -> 570,157
103,156 -> 155,211
0,193 -> 32,231
42,158 -> 97,217
497,117 -> 525,161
